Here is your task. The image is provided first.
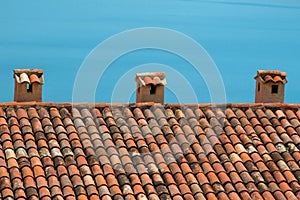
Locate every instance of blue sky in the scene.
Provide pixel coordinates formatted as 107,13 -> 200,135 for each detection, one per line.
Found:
1,0 -> 300,104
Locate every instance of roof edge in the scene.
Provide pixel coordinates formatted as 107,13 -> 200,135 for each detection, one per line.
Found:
0,102 -> 300,109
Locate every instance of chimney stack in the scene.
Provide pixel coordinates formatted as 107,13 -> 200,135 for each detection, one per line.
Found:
254,70 -> 287,103
14,69 -> 44,102
135,72 -> 166,104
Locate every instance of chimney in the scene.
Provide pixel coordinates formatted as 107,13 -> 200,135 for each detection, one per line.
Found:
14,69 -> 44,102
254,70 -> 287,103
135,72 -> 166,104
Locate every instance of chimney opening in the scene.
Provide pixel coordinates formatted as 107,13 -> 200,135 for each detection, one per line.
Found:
137,86 -> 140,93
27,83 -> 32,93
258,83 -> 260,92
271,85 -> 279,94
149,84 -> 156,94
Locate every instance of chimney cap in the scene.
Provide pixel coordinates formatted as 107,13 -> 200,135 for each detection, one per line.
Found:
255,70 -> 287,84
14,69 -> 44,75
14,69 -> 44,85
135,72 -> 166,86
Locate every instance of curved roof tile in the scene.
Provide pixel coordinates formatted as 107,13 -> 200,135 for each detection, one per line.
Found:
29,74 -> 41,84
14,70 -> 44,85
143,76 -> 155,85
135,72 -> 167,86
0,103 -> 299,199
16,73 -> 30,84
255,70 -> 287,84
273,76 -> 283,83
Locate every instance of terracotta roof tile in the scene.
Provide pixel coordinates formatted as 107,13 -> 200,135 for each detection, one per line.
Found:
255,70 -> 288,83
14,70 -> 44,85
1,103 -> 300,199
135,72 -> 166,86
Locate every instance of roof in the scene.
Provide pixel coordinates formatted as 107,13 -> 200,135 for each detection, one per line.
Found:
0,102 -> 300,200
255,70 -> 287,84
135,72 -> 166,86
14,69 -> 44,85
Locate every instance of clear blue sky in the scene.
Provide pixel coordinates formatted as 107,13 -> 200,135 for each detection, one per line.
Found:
1,1 -> 300,104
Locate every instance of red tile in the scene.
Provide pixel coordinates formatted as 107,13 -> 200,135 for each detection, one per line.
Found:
7,157 -> 19,169
4,104 -> 300,199
229,171 -> 243,184
227,192 -> 240,200
217,172 -> 231,185
21,165 -> 34,178
205,192 -> 218,200
224,143 -> 236,155
290,181 -> 300,192
62,186 -> 75,198
234,162 -> 247,174
279,182 -> 292,193
229,153 -> 242,164
16,108 -> 28,120
273,191 -> 287,200
195,171 -> 210,185
206,171 -> 220,185
24,175 -> 37,188
1,187 -> 14,199
14,188 -> 27,199
239,191 -> 252,200
262,191 -> 275,200
283,170 -> 297,184
250,191 -> 263,200
39,187 -> 51,198
284,191 -> 298,200
239,152 -> 252,163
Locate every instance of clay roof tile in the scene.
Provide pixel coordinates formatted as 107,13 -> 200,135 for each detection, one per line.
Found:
15,73 -> 30,84
273,75 -> 283,83
0,103 -> 299,199
143,76 -> 154,85
256,70 -> 287,83
14,69 -> 44,84
264,75 -> 273,82
29,74 -> 43,84
135,72 -> 166,86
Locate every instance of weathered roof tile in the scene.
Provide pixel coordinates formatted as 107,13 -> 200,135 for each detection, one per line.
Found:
1,103 -> 300,199
255,70 -> 288,83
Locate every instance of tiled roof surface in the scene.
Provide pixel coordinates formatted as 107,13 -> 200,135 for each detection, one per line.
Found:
255,70 -> 287,84
1,103 -> 300,200
135,72 -> 166,86
14,69 -> 44,85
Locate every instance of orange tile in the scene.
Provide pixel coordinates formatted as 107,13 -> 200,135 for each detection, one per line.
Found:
3,104 -> 300,199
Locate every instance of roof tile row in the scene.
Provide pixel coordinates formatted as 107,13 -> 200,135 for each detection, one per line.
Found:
0,104 -> 300,199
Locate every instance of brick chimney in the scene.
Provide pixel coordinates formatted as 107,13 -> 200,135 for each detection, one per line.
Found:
254,70 -> 287,103
135,72 -> 166,104
14,69 -> 44,102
